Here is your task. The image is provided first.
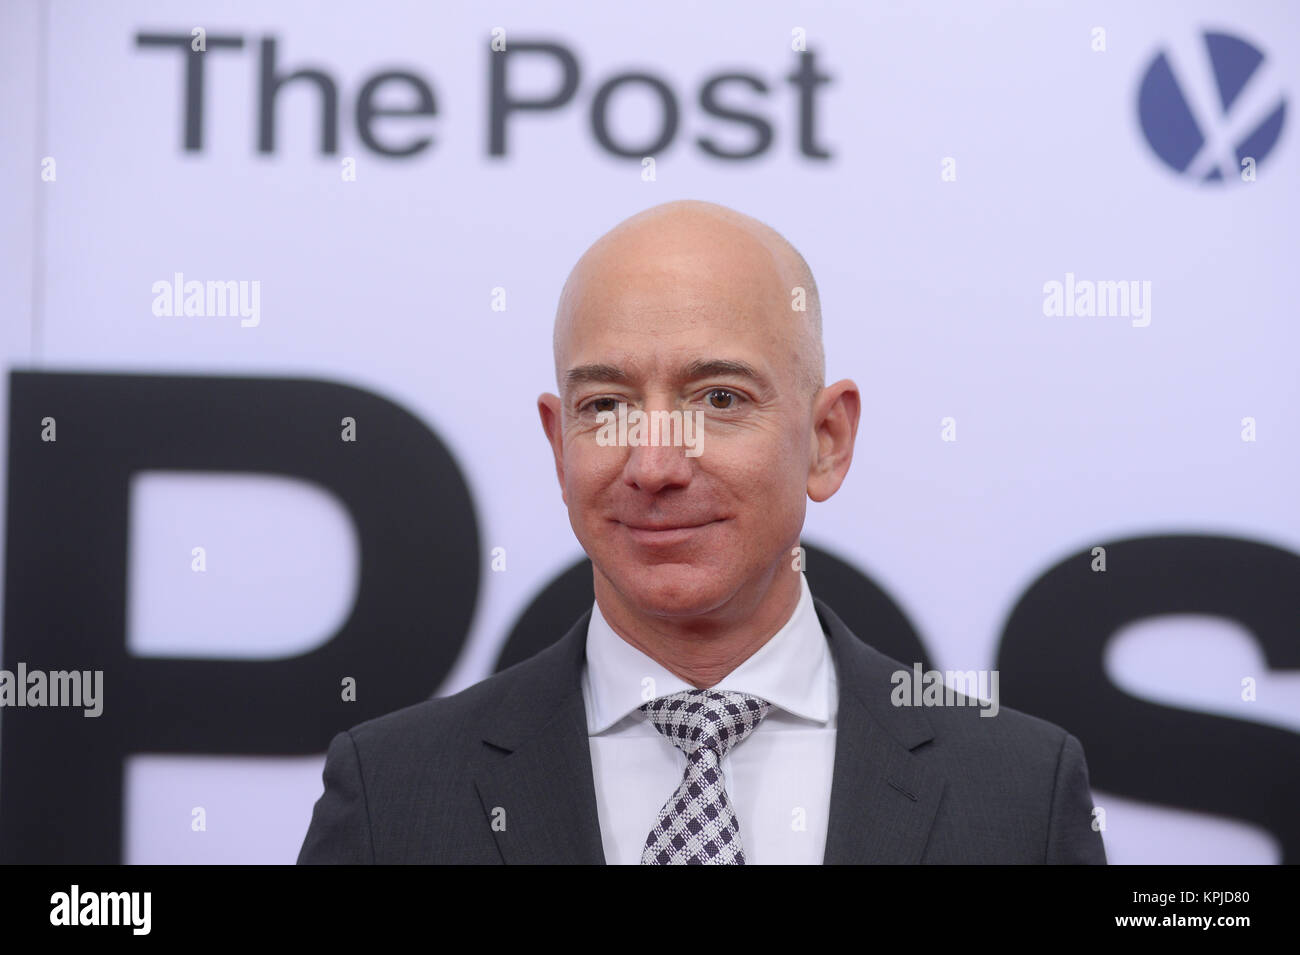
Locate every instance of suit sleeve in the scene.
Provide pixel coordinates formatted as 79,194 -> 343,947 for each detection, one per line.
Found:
1046,732 -> 1106,864
297,730 -> 375,864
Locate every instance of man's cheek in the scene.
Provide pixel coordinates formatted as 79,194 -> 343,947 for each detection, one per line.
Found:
565,460 -> 608,515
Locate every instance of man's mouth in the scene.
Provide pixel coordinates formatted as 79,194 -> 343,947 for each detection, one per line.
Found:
619,518 -> 723,545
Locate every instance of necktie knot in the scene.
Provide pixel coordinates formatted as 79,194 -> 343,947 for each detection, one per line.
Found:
641,689 -> 771,759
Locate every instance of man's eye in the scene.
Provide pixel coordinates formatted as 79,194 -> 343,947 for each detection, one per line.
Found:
706,389 -> 739,410
586,397 -> 619,414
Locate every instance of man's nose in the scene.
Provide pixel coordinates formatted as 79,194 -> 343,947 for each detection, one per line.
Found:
622,428 -> 694,494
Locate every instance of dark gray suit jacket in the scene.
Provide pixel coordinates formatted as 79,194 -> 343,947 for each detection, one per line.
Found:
298,598 -> 1106,864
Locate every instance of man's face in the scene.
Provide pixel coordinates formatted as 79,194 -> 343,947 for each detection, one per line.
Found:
542,228 -> 815,621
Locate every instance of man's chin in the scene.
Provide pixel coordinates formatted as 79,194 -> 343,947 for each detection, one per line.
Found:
601,563 -> 735,620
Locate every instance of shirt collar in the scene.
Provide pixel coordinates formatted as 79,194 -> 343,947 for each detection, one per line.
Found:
582,573 -> 831,734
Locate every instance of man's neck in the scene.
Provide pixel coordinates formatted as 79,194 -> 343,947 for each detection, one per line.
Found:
593,566 -> 803,689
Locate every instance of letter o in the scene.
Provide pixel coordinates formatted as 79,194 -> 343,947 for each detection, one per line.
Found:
590,72 -> 679,158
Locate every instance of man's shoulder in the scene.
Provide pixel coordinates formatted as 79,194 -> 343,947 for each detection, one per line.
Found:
909,685 -> 1074,771
837,635 -> 1103,863
828,617 -> 1075,771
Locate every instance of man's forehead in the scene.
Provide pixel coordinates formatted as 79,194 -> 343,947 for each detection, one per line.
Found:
563,262 -> 781,329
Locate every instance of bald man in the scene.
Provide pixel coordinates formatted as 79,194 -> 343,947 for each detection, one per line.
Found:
299,201 -> 1106,865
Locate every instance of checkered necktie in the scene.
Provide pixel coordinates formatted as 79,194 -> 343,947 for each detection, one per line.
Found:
640,688 -> 771,865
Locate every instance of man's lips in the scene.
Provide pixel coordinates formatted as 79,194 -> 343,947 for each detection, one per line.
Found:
622,520 -> 717,531
618,518 -> 724,545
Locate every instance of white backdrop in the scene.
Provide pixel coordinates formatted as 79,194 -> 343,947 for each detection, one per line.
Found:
1,0 -> 1297,863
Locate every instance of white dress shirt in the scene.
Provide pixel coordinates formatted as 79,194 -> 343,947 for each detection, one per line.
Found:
580,572 -> 838,864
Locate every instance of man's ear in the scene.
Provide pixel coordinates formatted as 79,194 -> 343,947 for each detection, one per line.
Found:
807,379 -> 860,503
537,393 -> 567,503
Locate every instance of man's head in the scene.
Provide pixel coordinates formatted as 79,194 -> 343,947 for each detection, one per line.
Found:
539,200 -> 859,627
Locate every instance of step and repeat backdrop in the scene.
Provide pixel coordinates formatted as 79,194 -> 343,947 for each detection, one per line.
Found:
1,0 -> 1297,864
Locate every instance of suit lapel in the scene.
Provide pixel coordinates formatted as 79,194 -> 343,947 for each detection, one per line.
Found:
472,599 -> 945,865
473,612 -> 607,864
815,598 -> 945,864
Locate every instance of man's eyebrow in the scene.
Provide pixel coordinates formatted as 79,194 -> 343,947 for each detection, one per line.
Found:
564,363 -> 632,388
681,359 -> 768,386
564,358 -> 770,390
